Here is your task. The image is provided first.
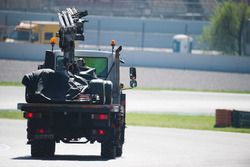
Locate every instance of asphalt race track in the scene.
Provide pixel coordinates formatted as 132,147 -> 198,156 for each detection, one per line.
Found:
1,59 -> 250,91
1,60 -> 250,167
1,74 -> 250,167
0,119 -> 250,167
126,90 -> 250,115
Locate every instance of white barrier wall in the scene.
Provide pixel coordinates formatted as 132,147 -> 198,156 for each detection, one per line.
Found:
122,50 -> 250,73
1,42 -> 250,73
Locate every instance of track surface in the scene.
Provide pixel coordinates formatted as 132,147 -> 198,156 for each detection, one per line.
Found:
0,119 -> 250,167
1,59 -> 250,91
1,86 -> 250,115
126,90 -> 250,115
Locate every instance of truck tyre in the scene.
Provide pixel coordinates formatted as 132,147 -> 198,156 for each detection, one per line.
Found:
116,125 -> 125,157
31,140 -> 55,157
101,142 -> 116,159
116,145 -> 123,157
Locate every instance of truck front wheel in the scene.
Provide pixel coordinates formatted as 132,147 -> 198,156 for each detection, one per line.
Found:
31,140 -> 55,158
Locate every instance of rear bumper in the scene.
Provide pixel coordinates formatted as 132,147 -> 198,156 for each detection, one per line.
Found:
18,103 -> 120,113
18,103 -> 122,144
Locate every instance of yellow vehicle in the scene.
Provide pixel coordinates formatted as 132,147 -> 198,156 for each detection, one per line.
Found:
5,21 -> 59,44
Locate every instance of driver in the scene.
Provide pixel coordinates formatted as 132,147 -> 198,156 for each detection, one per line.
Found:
77,58 -> 89,71
76,58 -> 97,79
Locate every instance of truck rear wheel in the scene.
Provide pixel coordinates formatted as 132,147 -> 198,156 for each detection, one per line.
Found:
31,140 -> 55,158
116,145 -> 123,157
116,126 -> 125,157
101,141 -> 116,159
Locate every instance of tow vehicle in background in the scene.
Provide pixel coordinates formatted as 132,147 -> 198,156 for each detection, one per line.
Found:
5,20 -> 59,44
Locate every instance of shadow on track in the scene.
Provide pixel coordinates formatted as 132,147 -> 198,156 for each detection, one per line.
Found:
13,155 -> 109,161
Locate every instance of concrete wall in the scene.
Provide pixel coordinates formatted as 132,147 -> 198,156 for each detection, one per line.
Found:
122,50 -> 250,73
0,10 -> 207,34
1,42 -> 250,73
0,10 -> 207,49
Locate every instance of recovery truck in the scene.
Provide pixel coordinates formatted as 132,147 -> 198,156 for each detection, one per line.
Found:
17,8 -> 137,159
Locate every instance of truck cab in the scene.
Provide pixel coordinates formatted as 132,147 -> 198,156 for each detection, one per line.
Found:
53,50 -> 114,80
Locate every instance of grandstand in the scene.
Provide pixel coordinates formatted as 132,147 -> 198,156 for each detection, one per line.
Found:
0,0 -> 219,20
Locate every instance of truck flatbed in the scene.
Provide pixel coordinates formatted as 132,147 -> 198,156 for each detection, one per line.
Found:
18,103 -> 121,113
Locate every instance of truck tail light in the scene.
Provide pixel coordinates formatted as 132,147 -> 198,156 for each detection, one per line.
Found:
98,129 -> 105,135
37,128 -> 45,134
26,112 -> 33,119
91,114 -> 109,120
92,129 -> 106,136
24,112 -> 42,119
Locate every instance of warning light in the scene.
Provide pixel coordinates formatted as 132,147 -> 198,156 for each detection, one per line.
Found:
50,37 -> 57,52
111,40 -> 116,47
50,37 -> 57,45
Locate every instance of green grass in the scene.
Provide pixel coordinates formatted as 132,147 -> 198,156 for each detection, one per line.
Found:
126,113 -> 250,134
0,82 -> 23,86
1,110 -> 249,133
0,110 -> 24,119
